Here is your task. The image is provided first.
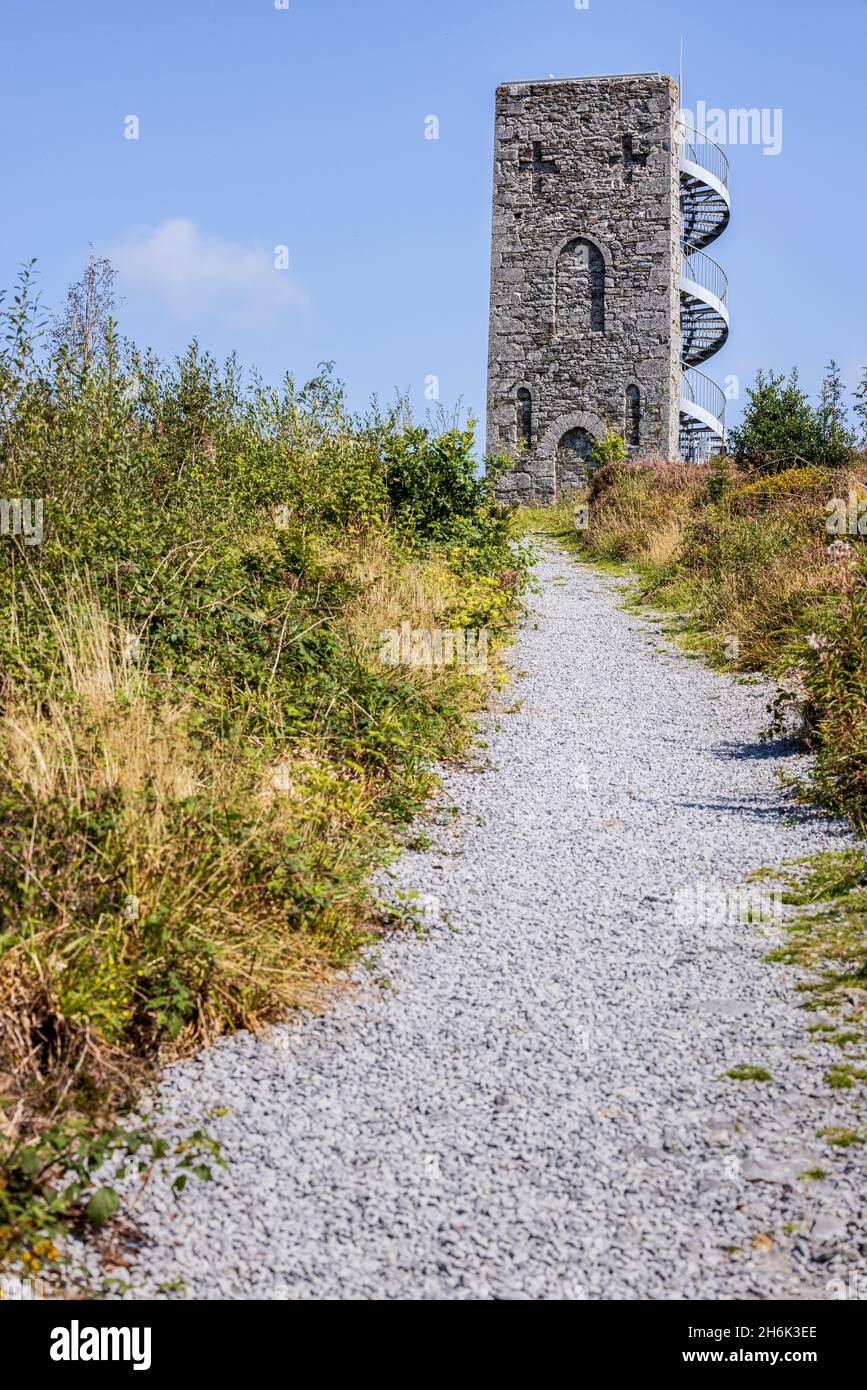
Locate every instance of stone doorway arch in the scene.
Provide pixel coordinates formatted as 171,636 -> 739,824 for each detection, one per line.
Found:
556,426 -> 594,493
537,410 -> 605,498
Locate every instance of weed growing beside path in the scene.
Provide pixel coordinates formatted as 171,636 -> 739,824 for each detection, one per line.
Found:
758,851 -> 867,1088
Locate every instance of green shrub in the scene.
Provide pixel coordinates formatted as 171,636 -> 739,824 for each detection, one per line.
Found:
590,429 -> 627,469
729,464 -> 834,502
728,365 -> 858,472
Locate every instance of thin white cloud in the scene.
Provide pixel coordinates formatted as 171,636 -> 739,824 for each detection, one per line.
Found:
110,219 -> 309,326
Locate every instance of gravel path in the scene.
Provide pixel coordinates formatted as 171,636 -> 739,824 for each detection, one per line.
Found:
123,545 -> 866,1300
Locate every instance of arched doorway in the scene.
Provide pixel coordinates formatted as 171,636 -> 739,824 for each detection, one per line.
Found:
556,426 -> 593,495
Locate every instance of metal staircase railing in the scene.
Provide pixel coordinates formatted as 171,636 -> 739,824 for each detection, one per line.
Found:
677,125 -> 730,198
680,367 -> 726,460
677,123 -> 729,457
679,246 -> 729,367
680,247 -> 728,307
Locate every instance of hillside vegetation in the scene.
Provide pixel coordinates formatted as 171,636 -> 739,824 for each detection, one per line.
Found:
0,261 -> 528,1273
563,456 -> 867,829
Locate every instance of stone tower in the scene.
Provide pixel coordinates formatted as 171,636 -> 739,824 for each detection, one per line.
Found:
486,73 -> 682,503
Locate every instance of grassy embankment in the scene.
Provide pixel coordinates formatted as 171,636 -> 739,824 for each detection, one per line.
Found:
0,266 -> 529,1277
517,457 -> 867,1097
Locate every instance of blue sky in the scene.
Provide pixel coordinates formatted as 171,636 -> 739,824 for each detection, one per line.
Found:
3,0 -> 865,441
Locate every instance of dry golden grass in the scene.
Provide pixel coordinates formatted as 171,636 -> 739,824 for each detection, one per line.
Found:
567,461 -> 867,694
338,531 -> 449,673
2,580 -> 201,846
643,516 -> 684,569
0,581 -> 359,1143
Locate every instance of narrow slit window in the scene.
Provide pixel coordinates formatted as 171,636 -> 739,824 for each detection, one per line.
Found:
626,385 -> 641,447
517,388 -> 532,448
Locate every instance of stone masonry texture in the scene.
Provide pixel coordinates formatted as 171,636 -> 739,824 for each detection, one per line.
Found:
486,74 -> 681,503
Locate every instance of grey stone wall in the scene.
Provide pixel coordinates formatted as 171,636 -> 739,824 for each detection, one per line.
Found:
486,74 -> 681,503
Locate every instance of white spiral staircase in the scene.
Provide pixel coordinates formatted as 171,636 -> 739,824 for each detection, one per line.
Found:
678,124 -> 730,460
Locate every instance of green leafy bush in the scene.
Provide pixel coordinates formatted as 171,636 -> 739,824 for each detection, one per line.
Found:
590,429 -> 627,468
728,363 -> 858,472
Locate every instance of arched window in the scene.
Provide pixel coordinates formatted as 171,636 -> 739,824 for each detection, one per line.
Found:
554,237 -> 605,335
517,387 -> 532,448
625,385 -> 641,447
